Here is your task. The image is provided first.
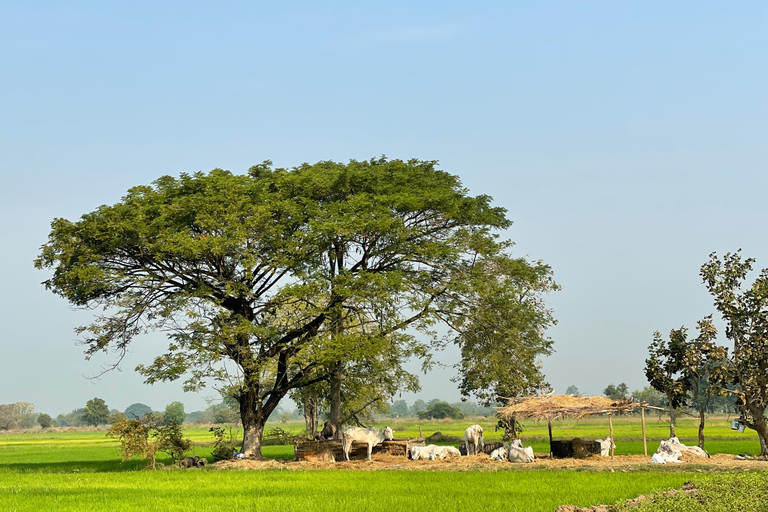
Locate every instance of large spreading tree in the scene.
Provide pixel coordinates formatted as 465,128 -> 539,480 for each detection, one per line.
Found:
700,251 -> 768,457
36,158 -> 557,456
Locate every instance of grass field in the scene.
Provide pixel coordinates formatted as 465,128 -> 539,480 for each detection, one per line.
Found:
0,416 -> 765,511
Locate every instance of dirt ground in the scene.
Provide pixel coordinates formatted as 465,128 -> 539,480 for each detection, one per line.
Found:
215,452 -> 768,472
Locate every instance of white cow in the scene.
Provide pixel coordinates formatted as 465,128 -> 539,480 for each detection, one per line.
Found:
596,435 -> 616,456
489,446 -> 507,461
341,426 -> 394,461
464,425 -> 484,455
411,445 -> 440,460
441,446 -> 461,458
508,444 -> 535,463
411,445 -> 462,460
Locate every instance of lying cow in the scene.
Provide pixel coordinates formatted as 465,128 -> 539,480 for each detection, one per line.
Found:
596,435 -> 616,456
508,443 -> 535,463
341,426 -> 394,461
489,446 -> 507,461
299,447 -> 335,463
411,445 -> 462,460
464,425 -> 484,456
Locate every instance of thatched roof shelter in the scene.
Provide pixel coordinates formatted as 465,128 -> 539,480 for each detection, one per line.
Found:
497,394 -> 658,459
497,394 -> 649,421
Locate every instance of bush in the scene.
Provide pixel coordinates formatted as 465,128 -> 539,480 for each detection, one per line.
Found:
154,423 -> 191,464
107,414 -> 191,468
37,413 -> 53,429
209,426 -> 238,461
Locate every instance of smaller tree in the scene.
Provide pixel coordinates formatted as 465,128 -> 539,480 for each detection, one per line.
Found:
603,383 -> 629,401
416,401 -> 464,420
565,385 -> 580,396
388,400 -> 409,418
409,400 -> 427,417
0,403 -> 21,430
682,316 -> 726,448
124,403 -> 153,421
16,402 -> 36,429
82,398 -> 110,426
154,423 -> 191,464
645,328 -> 690,438
630,386 -> 667,409
108,412 -> 126,424
107,416 -> 158,467
163,402 -> 186,425
37,413 -> 53,429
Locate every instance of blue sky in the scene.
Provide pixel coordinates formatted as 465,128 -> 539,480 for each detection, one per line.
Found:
1,1 -> 766,416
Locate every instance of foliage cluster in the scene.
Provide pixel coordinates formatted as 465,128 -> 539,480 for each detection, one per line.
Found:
0,402 -> 35,430
107,415 -> 192,467
416,401 -> 464,420
36,158 -> 558,456
209,426 -> 238,461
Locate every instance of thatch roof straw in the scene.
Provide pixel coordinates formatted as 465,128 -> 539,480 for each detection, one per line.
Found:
496,394 -> 649,421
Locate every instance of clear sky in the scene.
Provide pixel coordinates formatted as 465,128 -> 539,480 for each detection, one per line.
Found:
1,1 -> 766,417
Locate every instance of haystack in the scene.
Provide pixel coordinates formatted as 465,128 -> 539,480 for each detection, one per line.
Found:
497,395 -> 655,459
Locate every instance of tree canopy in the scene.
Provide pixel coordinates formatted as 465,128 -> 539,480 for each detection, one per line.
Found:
163,401 -> 186,425
36,158 -> 557,456
124,403 -> 153,421
82,397 -> 110,426
700,251 -> 768,456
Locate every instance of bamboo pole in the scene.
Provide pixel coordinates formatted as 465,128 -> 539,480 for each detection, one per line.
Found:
608,413 -> 615,460
548,418 -> 553,458
641,407 -> 647,456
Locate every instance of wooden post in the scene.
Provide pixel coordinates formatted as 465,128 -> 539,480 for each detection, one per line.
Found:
547,418 -> 553,458
608,413 -> 615,460
418,425 -> 423,440
641,407 -> 648,456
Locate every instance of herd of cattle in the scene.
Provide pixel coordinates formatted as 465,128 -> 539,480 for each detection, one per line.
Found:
295,424 -> 711,464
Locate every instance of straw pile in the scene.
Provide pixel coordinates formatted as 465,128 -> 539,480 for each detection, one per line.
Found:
497,395 -> 646,421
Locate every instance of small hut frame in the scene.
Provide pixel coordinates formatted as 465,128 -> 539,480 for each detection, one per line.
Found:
497,395 -> 660,459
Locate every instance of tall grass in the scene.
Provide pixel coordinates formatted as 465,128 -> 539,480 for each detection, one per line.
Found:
0,468 -> 698,512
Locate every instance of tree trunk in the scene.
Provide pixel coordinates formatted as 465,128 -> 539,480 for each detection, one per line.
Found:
751,412 -> 768,458
303,395 -> 318,437
698,407 -> 706,448
330,365 -> 342,439
667,394 -> 676,438
239,387 -> 269,458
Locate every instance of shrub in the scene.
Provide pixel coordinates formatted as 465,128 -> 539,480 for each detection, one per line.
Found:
209,426 -> 238,461
37,413 -> 53,429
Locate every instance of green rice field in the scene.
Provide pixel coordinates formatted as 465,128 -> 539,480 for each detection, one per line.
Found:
0,416 -> 765,511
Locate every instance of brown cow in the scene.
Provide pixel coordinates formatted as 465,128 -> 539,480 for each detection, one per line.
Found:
299,447 -> 336,463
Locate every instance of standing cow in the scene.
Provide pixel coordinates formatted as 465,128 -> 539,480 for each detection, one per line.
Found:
341,426 -> 394,461
464,424 -> 484,456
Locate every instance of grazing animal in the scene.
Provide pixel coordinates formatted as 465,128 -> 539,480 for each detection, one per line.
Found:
341,426 -> 394,461
507,444 -> 535,463
180,456 -> 206,468
596,435 -> 616,456
299,447 -> 336,463
463,425 -> 484,456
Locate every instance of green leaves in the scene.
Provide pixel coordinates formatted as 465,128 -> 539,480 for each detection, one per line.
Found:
37,157 -> 558,453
